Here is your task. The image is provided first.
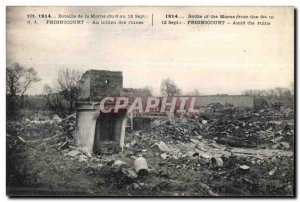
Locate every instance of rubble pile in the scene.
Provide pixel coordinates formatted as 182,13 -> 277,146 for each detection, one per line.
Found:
149,107 -> 294,150
120,107 -> 294,196
6,106 -> 294,196
199,108 -> 294,149
6,114 -> 77,187
7,113 -> 75,146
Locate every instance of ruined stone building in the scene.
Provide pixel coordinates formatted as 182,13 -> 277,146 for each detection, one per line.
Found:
75,70 -> 127,155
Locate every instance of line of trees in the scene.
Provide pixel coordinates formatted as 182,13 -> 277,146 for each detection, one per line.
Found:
9,62 -> 293,118
242,87 -> 293,99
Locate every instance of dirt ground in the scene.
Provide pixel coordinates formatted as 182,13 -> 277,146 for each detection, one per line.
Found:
6,107 -> 295,197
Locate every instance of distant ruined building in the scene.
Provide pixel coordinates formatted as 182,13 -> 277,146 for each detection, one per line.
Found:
122,88 -> 152,97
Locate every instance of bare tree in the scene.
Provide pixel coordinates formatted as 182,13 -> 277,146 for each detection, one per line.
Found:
143,86 -> 154,96
189,88 -> 200,96
57,67 -> 82,114
160,78 -> 181,96
6,63 -> 40,116
43,84 -> 53,95
43,84 -> 66,117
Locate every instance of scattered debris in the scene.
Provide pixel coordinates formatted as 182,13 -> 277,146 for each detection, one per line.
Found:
153,141 -> 169,152
113,160 -> 127,168
239,165 -> 250,171
17,136 -> 26,143
269,167 -> 277,176
53,114 -> 62,123
160,153 -> 169,160
78,147 -> 92,158
67,150 -> 81,157
210,157 -> 224,168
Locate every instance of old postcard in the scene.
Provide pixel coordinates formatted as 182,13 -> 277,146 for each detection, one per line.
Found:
6,6 -> 294,197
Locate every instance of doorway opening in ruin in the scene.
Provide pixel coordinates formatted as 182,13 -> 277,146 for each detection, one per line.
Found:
93,109 -> 127,154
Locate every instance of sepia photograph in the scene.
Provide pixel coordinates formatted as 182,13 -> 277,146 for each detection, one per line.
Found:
6,6 -> 295,197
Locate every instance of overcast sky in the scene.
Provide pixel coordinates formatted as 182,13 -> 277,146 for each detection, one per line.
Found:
7,7 -> 294,95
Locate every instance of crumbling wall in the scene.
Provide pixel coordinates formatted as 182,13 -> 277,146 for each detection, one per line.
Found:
90,70 -> 123,99
122,88 -> 152,97
78,70 -> 123,101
